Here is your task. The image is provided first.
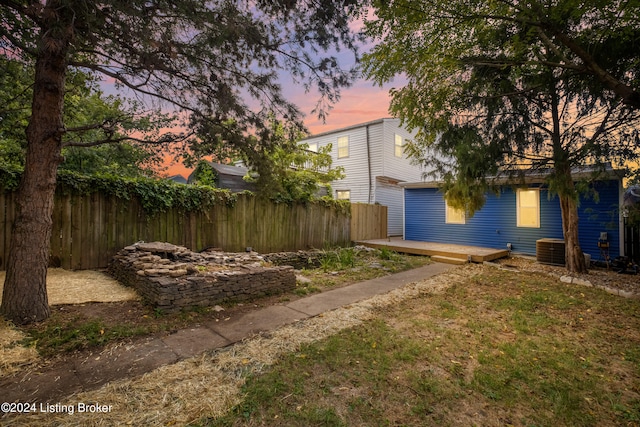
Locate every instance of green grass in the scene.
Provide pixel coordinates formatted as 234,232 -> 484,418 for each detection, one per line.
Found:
194,267 -> 640,427
22,318 -> 150,357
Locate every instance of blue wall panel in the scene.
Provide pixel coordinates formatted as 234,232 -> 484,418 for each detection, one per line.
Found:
404,180 -> 620,259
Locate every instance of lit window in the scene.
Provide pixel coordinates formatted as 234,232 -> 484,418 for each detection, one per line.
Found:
517,189 -> 540,228
445,201 -> 465,224
394,134 -> 404,157
307,143 -> 318,153
336,190 -> 350,200
337,136 -> 349,158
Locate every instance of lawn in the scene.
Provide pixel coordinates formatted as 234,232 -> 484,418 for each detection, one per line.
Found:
198,266 -> 640,427
2,261 -> 639,427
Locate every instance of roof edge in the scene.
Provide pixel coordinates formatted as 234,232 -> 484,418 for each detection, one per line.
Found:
401,167 -> 626,189
300,117 -> 395,140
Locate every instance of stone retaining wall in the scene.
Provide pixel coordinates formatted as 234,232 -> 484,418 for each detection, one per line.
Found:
109,242 -> 296,312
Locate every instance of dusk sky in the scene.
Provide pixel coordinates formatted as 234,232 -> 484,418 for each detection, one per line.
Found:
158,14 -> 399,178
162,75 -> 397,178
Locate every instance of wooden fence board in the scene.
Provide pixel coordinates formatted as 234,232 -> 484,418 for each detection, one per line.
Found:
350,203 -> 387,241
70,195 -> 82,269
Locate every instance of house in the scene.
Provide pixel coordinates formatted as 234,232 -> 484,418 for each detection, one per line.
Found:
300,118 -> 425,236
187,162 -> 255,192
401,168 -> 625,262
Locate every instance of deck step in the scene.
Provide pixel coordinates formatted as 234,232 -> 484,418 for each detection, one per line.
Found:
432,255 -> 469,265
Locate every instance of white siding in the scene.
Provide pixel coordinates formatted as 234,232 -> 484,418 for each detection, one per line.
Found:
375,184 -> 404,236
379,119 -> 424,183
301,118 -> 427,235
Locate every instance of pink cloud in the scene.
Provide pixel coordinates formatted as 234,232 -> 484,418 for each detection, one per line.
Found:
290,81 -> 390,134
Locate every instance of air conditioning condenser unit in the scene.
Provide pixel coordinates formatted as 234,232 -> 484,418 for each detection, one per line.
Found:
536,238 -> 565,266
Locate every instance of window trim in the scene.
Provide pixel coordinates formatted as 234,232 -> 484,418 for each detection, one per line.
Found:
394,134 -> 404,158
337,135 -> 349,158
516,188 -> 541,228
445,201 -> 466,224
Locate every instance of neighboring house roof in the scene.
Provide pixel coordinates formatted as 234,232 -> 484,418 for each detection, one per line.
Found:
167,174 -> 188,184
187,162 -> 254,192
208,162 -> 249,177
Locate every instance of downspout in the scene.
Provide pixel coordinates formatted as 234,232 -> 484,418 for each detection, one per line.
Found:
366,124 -> 372,204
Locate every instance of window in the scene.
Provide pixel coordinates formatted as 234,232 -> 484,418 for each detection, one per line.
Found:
336,190 -> 350,200
517,189 -> 540,228
337,136 -> 349,158
394,134 -> 404,157
445,201 -> 465,224
307,142 -> 318,153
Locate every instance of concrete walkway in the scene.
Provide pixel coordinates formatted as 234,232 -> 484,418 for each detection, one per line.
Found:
1,262 -> 455,404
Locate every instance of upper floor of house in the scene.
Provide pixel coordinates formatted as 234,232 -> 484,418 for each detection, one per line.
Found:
300,118 -> 426,188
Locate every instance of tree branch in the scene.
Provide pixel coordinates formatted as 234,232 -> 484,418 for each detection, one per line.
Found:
549,28 -> 640,109
63,131 -> 194,148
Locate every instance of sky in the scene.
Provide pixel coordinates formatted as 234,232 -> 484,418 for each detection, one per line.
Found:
162,76 -> 397,178
156,10 -> 397,178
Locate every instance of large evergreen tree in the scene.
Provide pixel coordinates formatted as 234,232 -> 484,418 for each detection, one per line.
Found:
363,0 -> 640,273
0,0 -> 361,323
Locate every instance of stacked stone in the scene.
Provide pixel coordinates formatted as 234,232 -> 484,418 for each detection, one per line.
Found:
108,242 -> 295,312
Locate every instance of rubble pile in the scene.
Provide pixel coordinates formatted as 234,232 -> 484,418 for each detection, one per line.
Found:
109,242 -> 295,312
262,250 -> 324,270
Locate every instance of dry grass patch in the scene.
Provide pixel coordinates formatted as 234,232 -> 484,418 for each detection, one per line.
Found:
0,268 -> 138,305
0,319 -> 39,377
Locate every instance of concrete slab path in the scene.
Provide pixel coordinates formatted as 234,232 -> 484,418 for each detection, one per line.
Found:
1,262 -> 456,404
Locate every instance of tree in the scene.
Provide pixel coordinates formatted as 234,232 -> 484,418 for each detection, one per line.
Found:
1,57 -> 165,177
240,120 -> 345,202
189,161 -> 219,187
187,118 -> 346,202
363,0 -> 640,273
0,0 -> 361,324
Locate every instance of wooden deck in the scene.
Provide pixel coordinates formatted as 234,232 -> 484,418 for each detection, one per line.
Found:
356,238 -> 509,264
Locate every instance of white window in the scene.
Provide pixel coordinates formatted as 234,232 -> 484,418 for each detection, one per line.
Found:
517,189 -> 540,228
337,136 -> 349,158
336,190 -> 350,200
445,201 -> 465,224
307,142 -> 318,153
394,134 -> 404,158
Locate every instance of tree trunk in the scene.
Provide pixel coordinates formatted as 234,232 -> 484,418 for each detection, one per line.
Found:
548,76 -> 588,275
0,3 -> 69,324
559,189 -> 588,274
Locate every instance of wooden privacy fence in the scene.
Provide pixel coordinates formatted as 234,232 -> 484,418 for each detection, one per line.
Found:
0,192 -> 387,270
350,203 -> 387,241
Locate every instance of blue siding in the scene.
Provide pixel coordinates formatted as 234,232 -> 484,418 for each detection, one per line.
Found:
404,180 -> 621,259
